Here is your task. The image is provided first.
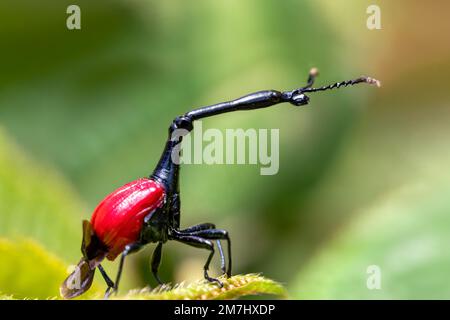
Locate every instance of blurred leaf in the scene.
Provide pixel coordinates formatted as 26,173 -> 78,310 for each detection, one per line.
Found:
0,238 -> 102,299
0,0 -> 362,214
291,180 -> 450,299
119,274 -> 287,300
0,238 -> 72,299
0,127 -> 84,262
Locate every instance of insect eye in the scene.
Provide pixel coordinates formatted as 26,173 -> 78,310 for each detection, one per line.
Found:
291,93 -> 310,106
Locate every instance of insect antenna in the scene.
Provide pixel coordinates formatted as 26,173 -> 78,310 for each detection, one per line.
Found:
301,76 -> 381,94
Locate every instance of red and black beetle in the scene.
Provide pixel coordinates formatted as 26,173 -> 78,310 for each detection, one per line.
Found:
60,69 -> 379,299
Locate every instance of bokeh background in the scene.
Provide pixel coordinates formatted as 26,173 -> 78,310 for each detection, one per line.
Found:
1,0 -> 450,299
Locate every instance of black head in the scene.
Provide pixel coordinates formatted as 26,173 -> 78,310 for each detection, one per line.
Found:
290,93 -> 310,106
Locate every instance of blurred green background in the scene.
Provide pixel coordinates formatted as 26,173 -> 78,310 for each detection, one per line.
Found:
1,0 -> 450,299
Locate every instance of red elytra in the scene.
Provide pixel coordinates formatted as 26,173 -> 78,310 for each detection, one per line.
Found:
90,178 -> 166,260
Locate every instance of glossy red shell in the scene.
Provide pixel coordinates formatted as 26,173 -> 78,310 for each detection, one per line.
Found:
90,178 -> 165,260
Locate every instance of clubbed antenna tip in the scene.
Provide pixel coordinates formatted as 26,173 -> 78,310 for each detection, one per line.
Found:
309,67 -> 319,77
364,76 -> 381,87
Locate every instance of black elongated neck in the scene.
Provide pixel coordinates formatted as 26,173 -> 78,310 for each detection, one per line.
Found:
151,139 -> 180,194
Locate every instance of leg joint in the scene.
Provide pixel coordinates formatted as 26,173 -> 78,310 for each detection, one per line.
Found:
169,115 -> 194,134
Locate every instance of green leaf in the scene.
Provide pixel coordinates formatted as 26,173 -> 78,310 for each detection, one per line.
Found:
0,238 -> 103,299
0,127 -> 84,262
291,180 -> 450,299
117,274 -> 287,300
0,238 -> 72,299
0,128 -> 107,299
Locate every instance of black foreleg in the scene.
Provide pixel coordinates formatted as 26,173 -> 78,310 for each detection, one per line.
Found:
170,233 -> 223,286
183,229 -> 231,277
151,242 -> 164,285
106,242 -> 142,298
178,223 -> 231,276
98,264 -> 114,298
179,223 -> 216,233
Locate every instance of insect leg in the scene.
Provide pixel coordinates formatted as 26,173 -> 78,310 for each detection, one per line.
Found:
178,223 -> 226,274
179,223 -> 216,233
109,242 -> 142,297
151,242 -> 164,285
98,264 -> 114,298
216,240 -> 226,275
170,233 -> 222,286
184,229 -> 231,277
